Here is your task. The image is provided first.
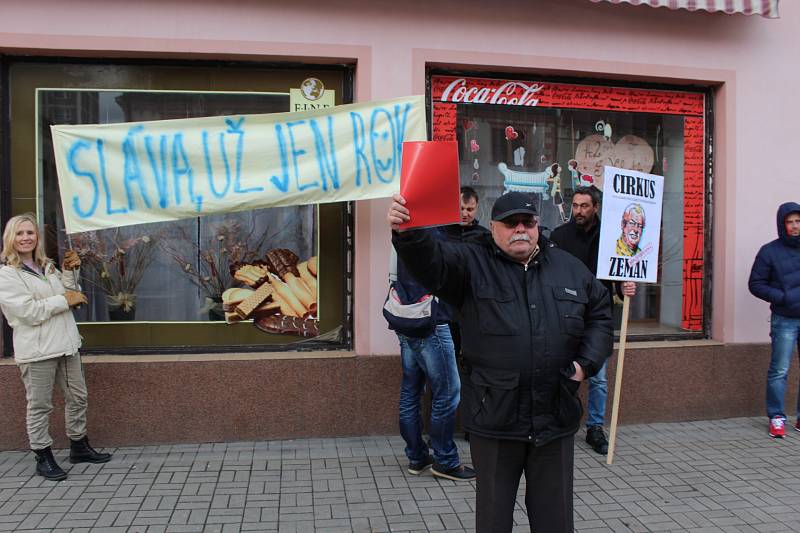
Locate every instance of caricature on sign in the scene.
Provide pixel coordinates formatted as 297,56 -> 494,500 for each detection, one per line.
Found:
597,166 -> 663,284
615,204 -> 646,257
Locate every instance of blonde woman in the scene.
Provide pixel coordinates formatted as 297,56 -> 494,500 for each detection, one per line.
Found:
0,213 -> 111,481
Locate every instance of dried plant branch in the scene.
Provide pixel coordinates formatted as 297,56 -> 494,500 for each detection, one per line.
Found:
160,220 -> 282,301
70,229 -> 158,310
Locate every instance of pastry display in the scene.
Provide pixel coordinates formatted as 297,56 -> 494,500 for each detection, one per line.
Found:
223,250 -> 319,338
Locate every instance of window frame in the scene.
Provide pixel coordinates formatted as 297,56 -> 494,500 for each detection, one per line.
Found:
1,56 -> 356,356
427,68 -> 713,341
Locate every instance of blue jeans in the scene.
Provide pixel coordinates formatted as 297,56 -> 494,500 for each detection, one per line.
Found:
397,325 -> 461,469
766,314 -> 800,419
586,361 -> 608,428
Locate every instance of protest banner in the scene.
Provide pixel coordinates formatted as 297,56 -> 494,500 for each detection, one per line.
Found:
51,95 -> 427,233
596,166 -> 664,464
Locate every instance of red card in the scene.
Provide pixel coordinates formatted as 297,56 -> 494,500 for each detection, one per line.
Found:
398,141 -> 461,230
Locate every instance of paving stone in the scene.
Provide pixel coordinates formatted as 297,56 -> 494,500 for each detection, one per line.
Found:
3,417 -> 800,531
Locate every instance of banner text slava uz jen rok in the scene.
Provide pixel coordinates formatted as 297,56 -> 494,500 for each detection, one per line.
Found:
52,95 -> 426,233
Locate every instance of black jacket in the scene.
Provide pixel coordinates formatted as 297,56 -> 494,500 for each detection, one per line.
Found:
392,229 -> 613,446
549,219 -> 615,303
749,202 -> 800,318
549,219 -> 600,271
443,220 -> 491,244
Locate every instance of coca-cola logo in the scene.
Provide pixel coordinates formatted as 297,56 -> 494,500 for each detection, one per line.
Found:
439,78 -> 544,107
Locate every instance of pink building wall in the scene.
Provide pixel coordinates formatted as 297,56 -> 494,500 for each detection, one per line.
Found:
1,0 -> 796,354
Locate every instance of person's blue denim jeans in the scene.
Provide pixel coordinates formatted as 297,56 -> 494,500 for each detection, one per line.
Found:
397,325 -> 461,469
586,361 -> 608,428
766,313 -> 800,420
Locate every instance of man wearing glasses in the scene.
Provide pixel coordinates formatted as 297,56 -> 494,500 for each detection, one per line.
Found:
388,190 -> 613,533
616,203 -> 646,257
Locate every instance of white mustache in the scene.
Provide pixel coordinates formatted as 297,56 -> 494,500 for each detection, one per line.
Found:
509,234 -> 531,244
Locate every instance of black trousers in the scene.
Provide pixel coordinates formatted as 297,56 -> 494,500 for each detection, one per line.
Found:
470,434 -> 574,533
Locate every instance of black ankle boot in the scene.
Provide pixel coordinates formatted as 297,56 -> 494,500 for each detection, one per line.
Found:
33,447 -> 67,481
69,436 -> 112,464
586,425 -> 609,455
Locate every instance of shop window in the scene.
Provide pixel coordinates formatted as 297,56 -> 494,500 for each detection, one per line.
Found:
431,75 -> 708,338
38,89 -> 315,323
6,61 -> 351,353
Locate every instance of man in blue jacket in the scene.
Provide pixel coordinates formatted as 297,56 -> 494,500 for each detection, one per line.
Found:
748,202 -> 800,438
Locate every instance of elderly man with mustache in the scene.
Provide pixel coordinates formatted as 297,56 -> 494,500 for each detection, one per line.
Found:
388,191 -> 613,533
616,203 -> 646,257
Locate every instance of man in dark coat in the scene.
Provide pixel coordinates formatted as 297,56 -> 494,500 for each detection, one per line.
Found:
388,190 -> 613,533
550,186 -> 635,455
443,187 -> 491,362
748,202 -> 800,439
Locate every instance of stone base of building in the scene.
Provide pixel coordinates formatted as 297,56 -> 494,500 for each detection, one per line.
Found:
0,343 -> 783,450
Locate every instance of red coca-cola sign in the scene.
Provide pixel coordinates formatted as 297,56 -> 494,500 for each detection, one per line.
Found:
431,76 -> 704,116
436,77 -> 545,107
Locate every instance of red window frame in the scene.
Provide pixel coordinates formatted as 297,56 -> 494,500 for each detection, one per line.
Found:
430,75 -> 706,331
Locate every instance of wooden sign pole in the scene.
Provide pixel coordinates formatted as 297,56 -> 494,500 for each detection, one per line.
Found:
606,294 -> 630,465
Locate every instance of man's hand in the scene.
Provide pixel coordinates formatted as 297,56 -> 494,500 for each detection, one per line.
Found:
62,250 -> 81,271
621,281 -> 636,297
64,290 -> 88,308
570,361 -> 585,382
387,193 -> 410,231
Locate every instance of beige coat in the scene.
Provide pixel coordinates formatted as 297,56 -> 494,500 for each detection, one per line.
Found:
0,264 -> 82,363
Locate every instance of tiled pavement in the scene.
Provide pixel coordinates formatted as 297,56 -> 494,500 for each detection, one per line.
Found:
1,416 -> 799,532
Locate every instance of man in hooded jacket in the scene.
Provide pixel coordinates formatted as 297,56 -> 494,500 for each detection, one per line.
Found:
748,202 -> 800,438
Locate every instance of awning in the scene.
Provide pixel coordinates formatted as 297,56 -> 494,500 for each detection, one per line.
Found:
588,0 -> 779,18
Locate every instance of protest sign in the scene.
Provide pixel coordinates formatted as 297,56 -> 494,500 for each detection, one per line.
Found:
596,166 -> 664,284
597,165 -> 664,465
52,95 -> 427,233
398,141 -> 460,230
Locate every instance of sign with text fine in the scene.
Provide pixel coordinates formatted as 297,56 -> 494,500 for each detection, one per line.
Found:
596,166 -> 664,284
52,95 -> 427,233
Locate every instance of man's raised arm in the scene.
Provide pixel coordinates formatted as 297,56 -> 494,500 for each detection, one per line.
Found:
387,193 -> 468,307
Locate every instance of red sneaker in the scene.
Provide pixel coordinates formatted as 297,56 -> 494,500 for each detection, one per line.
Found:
769,417 -> 785,438
795,419 -> 800,433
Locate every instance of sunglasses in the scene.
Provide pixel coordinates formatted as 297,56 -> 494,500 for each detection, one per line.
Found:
501,216 -> 538,229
